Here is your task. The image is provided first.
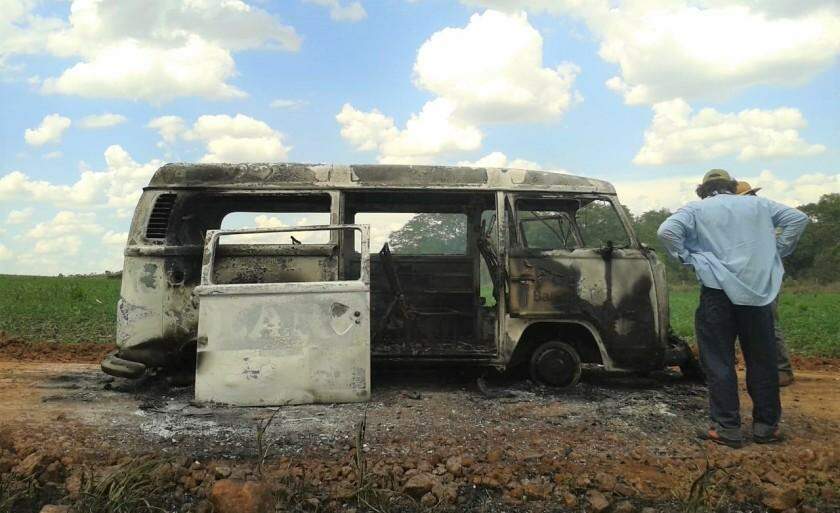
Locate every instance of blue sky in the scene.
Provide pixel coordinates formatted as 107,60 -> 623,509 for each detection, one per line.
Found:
0,0 -> 838,274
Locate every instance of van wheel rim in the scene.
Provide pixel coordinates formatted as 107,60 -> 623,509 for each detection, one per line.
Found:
532,344 -> 580,388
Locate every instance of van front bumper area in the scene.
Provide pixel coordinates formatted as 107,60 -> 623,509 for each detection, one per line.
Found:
101,350 -> 147,379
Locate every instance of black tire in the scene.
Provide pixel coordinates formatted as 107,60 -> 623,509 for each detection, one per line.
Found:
529,341 -> 582,388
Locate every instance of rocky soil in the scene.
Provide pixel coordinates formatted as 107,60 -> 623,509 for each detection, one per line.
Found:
0,346 -> 838,513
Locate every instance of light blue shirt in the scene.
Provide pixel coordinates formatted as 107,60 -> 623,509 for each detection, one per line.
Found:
657,193 -> 809,306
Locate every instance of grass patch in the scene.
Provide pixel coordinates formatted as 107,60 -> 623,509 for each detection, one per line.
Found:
1,274 -> 837,357
669,287 -> 840,357
75,458 -> 168,513
0,473 -> 38,513
0,274 -> 120,344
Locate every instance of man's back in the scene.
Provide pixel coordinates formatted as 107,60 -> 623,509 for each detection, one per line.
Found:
658,193 -> 808,306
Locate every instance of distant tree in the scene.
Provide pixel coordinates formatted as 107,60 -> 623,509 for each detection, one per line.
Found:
631,208 -> 695,283
784,193 -> 839,282
576,200 -> 631,247
388,213 -> 466,254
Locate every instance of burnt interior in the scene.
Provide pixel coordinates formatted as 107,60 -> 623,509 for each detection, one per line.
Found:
161,190 -> 500,358
343,191 -> 498,357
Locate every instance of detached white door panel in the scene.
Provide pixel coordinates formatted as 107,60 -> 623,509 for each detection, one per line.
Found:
194,225 -> 370,406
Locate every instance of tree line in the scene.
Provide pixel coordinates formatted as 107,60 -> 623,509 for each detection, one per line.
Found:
632,193 -> 839,283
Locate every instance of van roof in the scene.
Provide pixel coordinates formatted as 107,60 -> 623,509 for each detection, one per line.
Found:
148,163 -> 616,194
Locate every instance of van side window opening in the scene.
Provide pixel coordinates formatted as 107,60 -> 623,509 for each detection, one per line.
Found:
220,212 -> 331,244
170,192 -> 333,245
353,212 -> 468,254
576,199 -> 631,248
201,193 -> 339,285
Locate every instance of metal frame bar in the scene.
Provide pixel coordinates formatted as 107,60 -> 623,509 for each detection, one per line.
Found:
201,224 -> 370,286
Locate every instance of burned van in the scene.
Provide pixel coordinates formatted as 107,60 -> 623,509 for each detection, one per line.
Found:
103,163 -> 695,402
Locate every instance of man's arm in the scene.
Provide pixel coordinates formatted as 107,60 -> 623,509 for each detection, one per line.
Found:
764,199 -> 809,258
657,208 -> 695,264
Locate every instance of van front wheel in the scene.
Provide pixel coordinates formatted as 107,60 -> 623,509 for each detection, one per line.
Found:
529,341 -> 582,388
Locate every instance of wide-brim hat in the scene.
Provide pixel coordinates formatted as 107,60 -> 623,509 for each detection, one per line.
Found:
735,181 -> 762,196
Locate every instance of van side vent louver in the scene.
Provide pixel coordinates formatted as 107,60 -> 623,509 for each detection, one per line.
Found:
145,193 -> 176,239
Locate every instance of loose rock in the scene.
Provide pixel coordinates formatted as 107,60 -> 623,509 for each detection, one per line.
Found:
420,492 -> 438,507
614,499 -> 635,513
210,479 -> 274,513
586,489 -> 611,513
445,455 -> 462,476
403,472 -> 438,498
595,471 -> 617,492
762,485 -> 799,512
14,452 -> 46,477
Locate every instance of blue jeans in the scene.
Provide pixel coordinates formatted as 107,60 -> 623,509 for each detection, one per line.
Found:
695,287 -> 781,440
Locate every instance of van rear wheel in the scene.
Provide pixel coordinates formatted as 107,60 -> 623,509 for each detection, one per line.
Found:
529,341 -> 582,388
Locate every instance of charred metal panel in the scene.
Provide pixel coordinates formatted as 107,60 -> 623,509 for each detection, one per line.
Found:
212,252 -> 337,285
350,166 -> 488,186
145,163 -> 615,194
194,225 -> 370,406
117,257 -> 165,350
506,249 -> 661,370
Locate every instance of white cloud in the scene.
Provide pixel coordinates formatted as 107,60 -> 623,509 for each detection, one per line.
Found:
634,99 -> 826,166
23,211 -> 103,256
6,207 -> 33,225
24,114 -> 71,146
270,98 -> 307,109
147,115 -> 186,144
0,145 -> 162,217
337,99 -> 483,164
457,151 -> 542,170
26,211 -> 104,239
336,104 -> 399,152
614,170 -> 840,214
0,244 -> 12,261
102,231 -> 128,246
32,236 -> 81,256
79,113 -> 127,129
42,151 -> 62,160
463,1 -> 840,105
186,114 -> 291,163
305,0 -> 367,22
41,36 -> 247,102
5,0 -> 301,102
337,10 -> 575,163
414,10 -> 580,123
0,1 -> 64,69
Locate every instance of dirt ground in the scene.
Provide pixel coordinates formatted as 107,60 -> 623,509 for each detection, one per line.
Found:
0,341 -> 838,513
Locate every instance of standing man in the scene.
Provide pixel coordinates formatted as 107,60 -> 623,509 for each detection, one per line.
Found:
657,170 -> 808,447
736,181 -> 795,387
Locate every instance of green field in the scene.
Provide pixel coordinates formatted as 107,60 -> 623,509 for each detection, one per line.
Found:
669,288 -> 840,357
0,274 -> 121,344
1,274 -> 838,356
